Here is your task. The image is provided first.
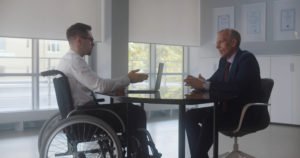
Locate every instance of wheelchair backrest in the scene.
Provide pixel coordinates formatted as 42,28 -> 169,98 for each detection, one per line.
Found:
41,70 -> 74,119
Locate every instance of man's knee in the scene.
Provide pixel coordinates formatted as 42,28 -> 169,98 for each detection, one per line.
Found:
129,104 -> 146,118
127,104 -> 147,128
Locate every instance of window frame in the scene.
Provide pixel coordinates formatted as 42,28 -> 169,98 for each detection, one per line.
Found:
0,39 -> 190,112
129,42 -> 190,94
0,37 -> 34,111
0,37 -> 71,112
0,38 -> 6,51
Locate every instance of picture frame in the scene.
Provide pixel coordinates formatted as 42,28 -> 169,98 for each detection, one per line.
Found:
273,0 -> 300,40
213,6 -> 235,41
241,2 -> 266,42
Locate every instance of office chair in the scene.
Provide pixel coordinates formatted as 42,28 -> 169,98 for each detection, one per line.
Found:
219,78 -> 274,158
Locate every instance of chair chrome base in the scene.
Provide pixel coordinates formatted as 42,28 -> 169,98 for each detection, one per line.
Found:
219,151 -> 255,158
219,137 -> 255,158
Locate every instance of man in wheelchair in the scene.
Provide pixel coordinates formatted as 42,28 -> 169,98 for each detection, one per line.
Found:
39,23 -> 160,158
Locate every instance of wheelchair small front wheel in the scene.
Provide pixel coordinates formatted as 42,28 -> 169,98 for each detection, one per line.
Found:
40,115 -> 122,158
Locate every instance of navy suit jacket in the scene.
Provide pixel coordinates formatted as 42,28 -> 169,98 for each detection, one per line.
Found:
208,49 -> 263,122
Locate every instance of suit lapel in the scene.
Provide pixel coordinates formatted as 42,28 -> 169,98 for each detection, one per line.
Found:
219,58 -> 227,82
228,49 -> 243,81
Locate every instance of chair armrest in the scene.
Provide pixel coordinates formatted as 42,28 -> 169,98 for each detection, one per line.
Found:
233,103 -> 270,133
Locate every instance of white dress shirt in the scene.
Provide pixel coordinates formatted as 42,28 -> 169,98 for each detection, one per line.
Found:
226,51 -> 237,69
57,50 -> 130,106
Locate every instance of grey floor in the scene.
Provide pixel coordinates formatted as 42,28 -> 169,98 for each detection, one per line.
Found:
0,112 -> 300,158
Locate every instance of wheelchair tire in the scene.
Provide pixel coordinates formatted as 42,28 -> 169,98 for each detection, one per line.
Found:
40,115 -> 122,158
38,112 -> 62,153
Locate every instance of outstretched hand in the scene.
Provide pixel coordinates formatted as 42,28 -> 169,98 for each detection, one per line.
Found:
128,69 -> 148,83
184,75 -> 205,90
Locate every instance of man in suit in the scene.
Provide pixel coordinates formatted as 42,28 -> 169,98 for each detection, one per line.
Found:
184,29 -> 262,158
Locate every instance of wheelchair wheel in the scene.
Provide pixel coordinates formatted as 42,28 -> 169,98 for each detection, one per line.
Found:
40,115 -> 122,158
38,112 -> 62,152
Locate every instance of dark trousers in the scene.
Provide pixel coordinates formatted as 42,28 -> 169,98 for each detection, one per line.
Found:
84,103 -> 148,158
185,107 -> 238,158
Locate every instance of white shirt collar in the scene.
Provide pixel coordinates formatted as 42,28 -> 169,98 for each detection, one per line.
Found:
227,51 -> 237,64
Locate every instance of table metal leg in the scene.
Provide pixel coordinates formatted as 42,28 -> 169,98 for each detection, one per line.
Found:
179,103 -> 186,158
140,102 -> 144,109
213,102 -> 219,158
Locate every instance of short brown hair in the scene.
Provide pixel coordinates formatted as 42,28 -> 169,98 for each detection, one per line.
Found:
66,23 -> 92,41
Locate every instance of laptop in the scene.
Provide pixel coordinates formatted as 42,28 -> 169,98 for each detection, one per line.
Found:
127,63 -> 164,94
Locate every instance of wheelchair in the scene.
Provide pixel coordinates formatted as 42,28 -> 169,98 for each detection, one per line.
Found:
38,70 -> 161,158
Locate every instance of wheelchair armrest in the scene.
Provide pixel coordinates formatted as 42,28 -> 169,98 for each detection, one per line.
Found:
40,70 -> 65,77
95,98 -> 105,103
94,92 -> 115,104
233,103 -> 270,133
75,105 -> 100,109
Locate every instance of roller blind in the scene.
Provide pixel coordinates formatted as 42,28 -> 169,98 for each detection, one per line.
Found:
0,0 -> 102,41
129,0 -> 200,46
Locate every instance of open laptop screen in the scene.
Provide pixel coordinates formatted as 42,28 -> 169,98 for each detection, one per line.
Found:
127,63 -> 164,93
154,63 -> 164,91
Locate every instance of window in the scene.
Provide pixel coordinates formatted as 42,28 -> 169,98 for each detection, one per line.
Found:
39,40 -> 69,71
0,37 -> 71,112
128,43 -> 187,98
156,45 -> 184,98
39,40 -> 69,109
0,37 -> 33,111
0,38 -> 5,51
0,38 -> 32,73
128,43 -> 151,90
0,76 -> 32,111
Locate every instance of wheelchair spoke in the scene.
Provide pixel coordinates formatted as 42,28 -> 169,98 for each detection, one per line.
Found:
47,133 -> 69,157
42,116 -> 122,158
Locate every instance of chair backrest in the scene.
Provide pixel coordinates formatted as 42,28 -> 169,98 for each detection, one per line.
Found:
41,70 -> 74,119
221,78 -> 274,136
250,78 -> 274,128
260,78 -> 274,103
241,78 -> 274,133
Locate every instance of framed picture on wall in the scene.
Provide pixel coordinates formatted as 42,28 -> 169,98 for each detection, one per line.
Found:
213,6 -> 235,40
241,2 -> 266,42
273,0 -> 300,40
280,8 -> 296,32
217,14 -> 231,31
